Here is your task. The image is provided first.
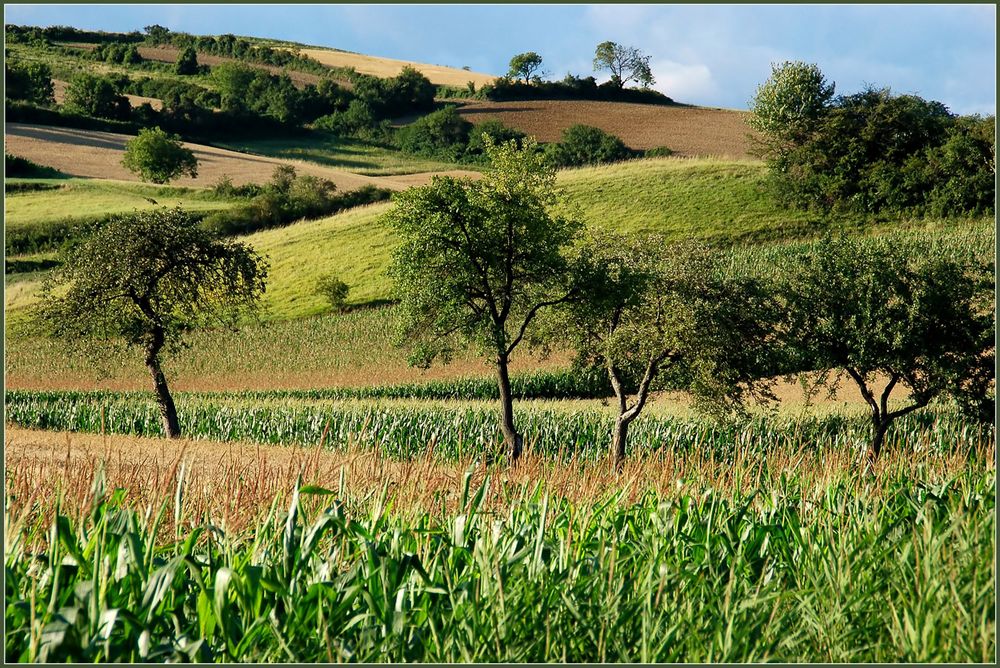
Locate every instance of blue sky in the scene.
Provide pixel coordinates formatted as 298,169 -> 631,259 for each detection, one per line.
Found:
5,4 -> 996,114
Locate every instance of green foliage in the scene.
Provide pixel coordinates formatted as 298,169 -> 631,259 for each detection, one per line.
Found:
201,166 -> 392,236
4,154 -> 65,178
174,45 -> 199,75
749,62 -> 995,216
396,106 -> 474,160
315,274 -> 350,313
593,41 -> 655,89
37,208 -> 268,356
643,146 -> 674,158
545,124 -> 636,167
92,41 -> 143,65
748,61 -> 834,146
782,235 -> 995,452
121,126 -> 199,184
464,119 -> 528,159
4,59 -> 55,104
5,464 -> 993,662
63,72 -> 131,120
508,51 -> 544,84
313,99 -> 378,137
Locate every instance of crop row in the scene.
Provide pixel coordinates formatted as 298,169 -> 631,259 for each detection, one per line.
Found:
5,467 -> 994,662
6,390 -> 992,461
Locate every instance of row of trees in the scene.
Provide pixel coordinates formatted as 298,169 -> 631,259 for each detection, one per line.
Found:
507,42 -> 654,91
749,61 -> 995,216
40,139 -> 994,471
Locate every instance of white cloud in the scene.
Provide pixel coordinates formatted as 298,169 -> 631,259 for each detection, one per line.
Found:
650,60 -> 716,102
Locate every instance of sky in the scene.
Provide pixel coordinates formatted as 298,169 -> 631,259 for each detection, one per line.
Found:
5,4 -> 996,114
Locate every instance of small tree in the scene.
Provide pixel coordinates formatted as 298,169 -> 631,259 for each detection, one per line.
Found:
64,73 -> 131,120
507,52 -> 544,84
783,236 -> 994,467
562,234 -> 780,468
5,60 -> 55,105
37,209 -> 268,438
545,124 -> 635,167
386,137 -> 582,462
748,61 -> 835,150
175,46 -> 199,75
593,41 -> 654,90
122,127 -> 199,184
316,274 -> 350,313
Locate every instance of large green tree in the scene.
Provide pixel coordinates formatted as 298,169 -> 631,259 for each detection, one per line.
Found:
64,73 -> 131,120
593,41 -> 654,90
4,59 -> 55,105
386,137 -> 582,462
783,235 -> 994,466
507,52 -> 544,84
122,127 -> 199,184
37,209 -> 268,438
561,234 -> 780,468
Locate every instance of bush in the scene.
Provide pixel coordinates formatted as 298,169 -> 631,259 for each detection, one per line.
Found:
464,119 -> 527,160
313,99 -> 376,136
315,274 -> 350,312
121,127 -> 198,184
396,106 -> 473,159
5,60 -> 55,105
545,124 -> 636,167
175,46 -> 198,75
64,73 -> 131,120
644,146 -> 674,158
5,153 -> 66,178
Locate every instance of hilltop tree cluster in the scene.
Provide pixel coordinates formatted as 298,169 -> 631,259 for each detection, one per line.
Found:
749,61 -> 995,216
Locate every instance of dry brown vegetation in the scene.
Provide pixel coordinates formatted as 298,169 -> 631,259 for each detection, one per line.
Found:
6,425 -> 987,546
292,47 -> 497,88
4,123 -> 477,189
456,100 -> 754,156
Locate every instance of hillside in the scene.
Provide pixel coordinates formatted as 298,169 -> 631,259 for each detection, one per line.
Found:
4,123 -> 478,189
457,100 -> 753,156
290,46 -> 496,88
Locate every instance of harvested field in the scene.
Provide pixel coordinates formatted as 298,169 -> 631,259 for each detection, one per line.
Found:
62,42 -> 326,88
4,123 -> 477,190
292,47 -> 496,87
456,100 -> 754,157
52,78 -> 162,110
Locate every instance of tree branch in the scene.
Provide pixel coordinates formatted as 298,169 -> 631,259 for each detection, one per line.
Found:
504,289 -> 576,356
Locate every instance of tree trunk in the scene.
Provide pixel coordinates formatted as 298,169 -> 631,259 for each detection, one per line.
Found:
866,419 -> 889,468
496,355 -> 523,462
611,415 -> 630,471
146,341 -> 180,439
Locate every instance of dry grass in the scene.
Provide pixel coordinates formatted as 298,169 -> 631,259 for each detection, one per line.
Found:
6,425 -> 988,547
51,78 -> 163,111
456,100 -> 754,156
3,123 -> 474,189
292,47 -> 497,88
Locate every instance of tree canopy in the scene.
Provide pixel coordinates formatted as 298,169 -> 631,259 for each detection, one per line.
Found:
386,137 -> 582,460
507,52 -> 544,84
122,126 -> 199,184
37,208 -> 269,438
593,41 -> 655,90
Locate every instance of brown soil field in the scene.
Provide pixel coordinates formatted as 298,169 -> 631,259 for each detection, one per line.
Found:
4,123 -> 477,190
7,424 -> 978,541
63,42 -> 326,88
52,79 -> 163,111
291,47 -> 497,88
456,100 -> 754,157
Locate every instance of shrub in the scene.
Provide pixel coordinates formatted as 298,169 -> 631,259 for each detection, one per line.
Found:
64,73 -> 131,120
644,146 -> 675,158
175,46 -> 198,75
5,154 -> 65,178
313,99 -> 376,136
464,119 -> 528,159
396,106 -> 473,159
545,124 -> 636,167
315,274 -> 350,312
5,60 -> 55,105
121,127 -> 198,184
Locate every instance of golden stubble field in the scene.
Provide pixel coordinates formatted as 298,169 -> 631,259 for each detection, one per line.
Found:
3,123 -> 478,189
456,100 -> 754,156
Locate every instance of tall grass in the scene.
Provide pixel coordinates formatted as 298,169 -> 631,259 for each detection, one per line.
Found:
4,465 -> 994,662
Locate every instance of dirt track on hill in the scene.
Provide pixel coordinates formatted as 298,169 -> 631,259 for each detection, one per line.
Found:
456,100 -> 755,157
4,123 -> 478,190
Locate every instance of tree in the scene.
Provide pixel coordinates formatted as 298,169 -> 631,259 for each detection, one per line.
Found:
593,41 -> 654,90
37,209 -> 268,438
747,61 -> 835,152
783,236 -> 994,467
175,46 -> 199,75
507,52 -> 544,84
386,137 -> 582,462
5,59 -> 55,104
64,73 -> 131,120
316,274 -> 350,313
396,106 -> 473,160
122,127 -> 199,184
561,234 -> 780,468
